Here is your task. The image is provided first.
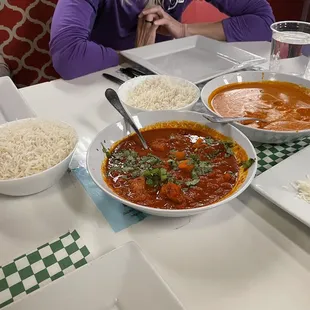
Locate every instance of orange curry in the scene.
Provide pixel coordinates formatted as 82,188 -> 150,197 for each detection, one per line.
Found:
209,81 -> 310,131
102,121 -> 253,210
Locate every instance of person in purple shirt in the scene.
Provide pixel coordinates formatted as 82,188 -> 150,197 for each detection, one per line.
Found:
50,0 -> 275,80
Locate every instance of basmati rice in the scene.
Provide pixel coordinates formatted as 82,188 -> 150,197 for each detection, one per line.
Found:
0,119 -> 77,180
127,76 -> 198,110
291,175 -> 310,203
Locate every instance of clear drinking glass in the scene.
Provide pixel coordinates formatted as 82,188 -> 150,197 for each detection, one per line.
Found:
270,21 -> 310,77
305,59 -> 310,79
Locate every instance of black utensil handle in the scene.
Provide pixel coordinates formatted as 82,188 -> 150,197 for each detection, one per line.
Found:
120,68 -> 135,78
102,73 -> 124,85
129,67 -> 147,76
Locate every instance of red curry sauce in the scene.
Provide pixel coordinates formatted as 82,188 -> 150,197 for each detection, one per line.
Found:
103,124 -> 253,210
209,81 -> 310,132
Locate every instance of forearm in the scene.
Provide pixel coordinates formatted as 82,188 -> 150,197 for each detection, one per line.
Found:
50,32 -> 119,80
222,15 -> 274,42
50,0 -> 119,80
185,13 -> 273,42
143,1 -> 273,43
204,0 -> 274,42
185,22 -> 226,41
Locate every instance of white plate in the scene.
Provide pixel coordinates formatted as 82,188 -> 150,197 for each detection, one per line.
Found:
7,242 -> 185,310
201,71 -> 310,144
121,36 -> 265,84
86,110 -> 257,217
0,77 -> 36,125
252,146 -> 310,227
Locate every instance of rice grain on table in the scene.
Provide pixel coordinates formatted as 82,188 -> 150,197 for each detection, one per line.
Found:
0,119 -> 77,180
127,76 -> 198,110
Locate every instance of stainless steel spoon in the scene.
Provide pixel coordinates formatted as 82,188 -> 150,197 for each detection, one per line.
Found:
203,114 -> 265,124
105,88 -> 148,149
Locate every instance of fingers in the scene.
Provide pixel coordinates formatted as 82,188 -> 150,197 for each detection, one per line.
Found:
136,7 -> 162,48
136,25 -> 158,47
156,26 -> 170,36
136,15 -> 159,48
143,19 -> 158,31
144,13 -> 158,23
149,22 -> 159,32
139,5 -> 165,18
153,18 -> 168,27
145,22 -> 159,32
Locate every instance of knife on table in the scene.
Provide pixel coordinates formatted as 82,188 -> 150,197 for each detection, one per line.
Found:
102,73 -> 125,85
128,67 -> 149,76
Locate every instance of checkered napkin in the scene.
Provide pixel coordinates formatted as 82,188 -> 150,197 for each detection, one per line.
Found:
0,230 -> 91,308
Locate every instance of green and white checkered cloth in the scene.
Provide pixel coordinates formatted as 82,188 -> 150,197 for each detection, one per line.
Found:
255,137 -> 310,175
0,230 -> 91,308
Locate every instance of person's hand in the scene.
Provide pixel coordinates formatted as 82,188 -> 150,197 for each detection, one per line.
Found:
136,14 -> 159,47
139,5 -> 187,39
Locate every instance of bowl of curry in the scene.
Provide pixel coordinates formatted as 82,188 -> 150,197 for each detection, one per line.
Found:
201,71 -> 310,144
86,111 -> 257,217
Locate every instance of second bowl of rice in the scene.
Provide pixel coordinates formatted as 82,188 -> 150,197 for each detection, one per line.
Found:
117,75 -> 200,114
0,118 -> 78,196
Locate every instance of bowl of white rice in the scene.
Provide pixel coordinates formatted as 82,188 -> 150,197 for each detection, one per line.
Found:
117,75 -> 200,114
0,118 -> 78,196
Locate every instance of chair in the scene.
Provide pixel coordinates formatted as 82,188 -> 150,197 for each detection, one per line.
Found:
301,0 -> 310,21
0,0 -> 59,87
182,1 -> 227,24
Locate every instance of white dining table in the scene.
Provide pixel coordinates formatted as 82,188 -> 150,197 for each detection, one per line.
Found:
1,41 -> 310,310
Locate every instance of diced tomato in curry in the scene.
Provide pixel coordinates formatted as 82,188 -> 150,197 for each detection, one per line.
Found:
102,124 -> 254,210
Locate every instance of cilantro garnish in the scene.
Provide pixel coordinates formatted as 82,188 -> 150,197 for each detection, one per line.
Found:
167,159 -> 178,170
241,158 -> 255,170
101,143 -> 111,158
222,141 -> 234,158
205,137 -> 215,145
185,179 -> 200,187
143,168 -> 168,187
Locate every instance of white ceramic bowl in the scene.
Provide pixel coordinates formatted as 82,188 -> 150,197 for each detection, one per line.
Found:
201,71 -> 310,144
0,119 -> 78,196
117,75 -> 200,114
86,111 -> 257,217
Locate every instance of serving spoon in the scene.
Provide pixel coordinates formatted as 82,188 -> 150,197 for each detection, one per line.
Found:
203,114 -> 265,124
105,88 -> 149,149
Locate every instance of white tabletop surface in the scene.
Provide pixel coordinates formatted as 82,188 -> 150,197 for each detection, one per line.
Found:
2,42 -> 310,310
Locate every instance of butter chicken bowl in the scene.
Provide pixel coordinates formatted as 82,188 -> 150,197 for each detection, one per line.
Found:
201,71 -> 310,144
86,111 -> 257,217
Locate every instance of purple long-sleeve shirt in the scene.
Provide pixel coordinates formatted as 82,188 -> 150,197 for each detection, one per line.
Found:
50,0 -> 275,80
